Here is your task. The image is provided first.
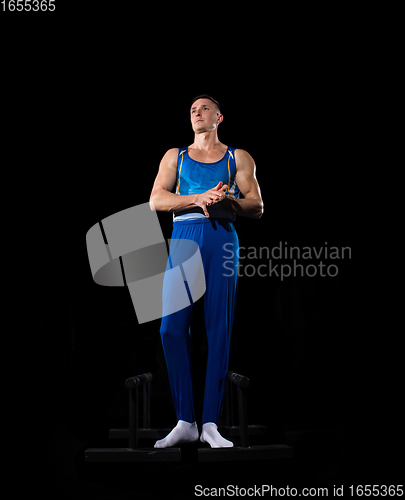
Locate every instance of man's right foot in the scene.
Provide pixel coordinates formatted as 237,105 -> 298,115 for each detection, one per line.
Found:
154,420 -> 199,448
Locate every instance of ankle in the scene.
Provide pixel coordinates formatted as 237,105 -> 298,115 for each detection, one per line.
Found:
202,422 -> 217,430
178,420 -> 197,428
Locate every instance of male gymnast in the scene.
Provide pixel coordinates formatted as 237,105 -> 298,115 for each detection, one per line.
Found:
149,95 -> 263,448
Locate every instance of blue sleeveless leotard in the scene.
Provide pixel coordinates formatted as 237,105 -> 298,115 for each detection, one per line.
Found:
173,146 -> 240,221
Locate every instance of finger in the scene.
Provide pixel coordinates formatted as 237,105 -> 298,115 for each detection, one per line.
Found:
208,192 -> 220,201
213,181 -> 223,190
200,200 -> 209,217
211,195 -> 223,205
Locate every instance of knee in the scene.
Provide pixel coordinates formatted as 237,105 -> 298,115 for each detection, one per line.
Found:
160,320 -> 186,344
159,322 -> 171,341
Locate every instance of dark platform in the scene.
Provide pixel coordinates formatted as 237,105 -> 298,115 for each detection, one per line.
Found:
84,371 -> 294,463
84,447 -> 181,462
198,444 -> 294,462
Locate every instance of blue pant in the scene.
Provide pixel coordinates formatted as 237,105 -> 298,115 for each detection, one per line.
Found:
160,218 -> 239,424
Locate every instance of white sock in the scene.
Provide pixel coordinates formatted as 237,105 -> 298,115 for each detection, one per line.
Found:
200,422 -> 234,448
154,420 -> 199,448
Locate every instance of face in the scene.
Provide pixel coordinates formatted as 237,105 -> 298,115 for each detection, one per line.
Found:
190,99 -> 223,133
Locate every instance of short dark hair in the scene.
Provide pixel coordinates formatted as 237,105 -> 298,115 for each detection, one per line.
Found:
191,94 -> 221,113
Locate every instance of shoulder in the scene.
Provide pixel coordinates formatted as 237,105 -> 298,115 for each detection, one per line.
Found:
163,148 -> 181,159
162,147 -> 184,161
159,148 -> 180,170
234,149 -> 255,170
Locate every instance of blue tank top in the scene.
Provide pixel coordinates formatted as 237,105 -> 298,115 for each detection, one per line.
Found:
175,146 -> 240,199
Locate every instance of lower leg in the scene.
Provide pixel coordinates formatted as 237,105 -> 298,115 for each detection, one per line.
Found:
200,330 -> 233,448
160,304 -> 195,424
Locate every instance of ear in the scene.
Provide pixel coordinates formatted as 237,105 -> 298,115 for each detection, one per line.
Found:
217,113 -> 224,125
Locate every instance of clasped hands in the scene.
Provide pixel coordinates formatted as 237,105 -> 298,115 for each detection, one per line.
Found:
194,181 -> 228,218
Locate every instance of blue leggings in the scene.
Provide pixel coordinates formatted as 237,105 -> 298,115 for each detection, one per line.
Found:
160,218 -> 239,425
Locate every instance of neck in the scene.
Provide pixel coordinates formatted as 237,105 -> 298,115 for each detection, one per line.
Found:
192,130 -> 221,150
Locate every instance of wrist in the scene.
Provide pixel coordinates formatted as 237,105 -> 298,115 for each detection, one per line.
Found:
222,194 -> 233,209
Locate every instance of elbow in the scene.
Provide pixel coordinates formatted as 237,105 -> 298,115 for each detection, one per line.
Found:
150,186 -> 173,212
255,201 -> 264,219
149,187 -> 163,211
149,193 -> 156,211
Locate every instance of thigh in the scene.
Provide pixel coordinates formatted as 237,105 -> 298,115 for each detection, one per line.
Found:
202,221 -> 239,332
202,220 -> 239,284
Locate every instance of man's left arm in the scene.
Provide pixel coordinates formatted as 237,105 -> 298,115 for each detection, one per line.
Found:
218,149 -> 264,219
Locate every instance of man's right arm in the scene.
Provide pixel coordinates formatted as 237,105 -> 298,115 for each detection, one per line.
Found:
149,149 -> 227,218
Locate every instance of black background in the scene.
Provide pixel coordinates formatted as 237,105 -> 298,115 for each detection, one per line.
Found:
3,6 -> 399,499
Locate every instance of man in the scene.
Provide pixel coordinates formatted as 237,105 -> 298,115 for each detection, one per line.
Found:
149,94 -> 263,448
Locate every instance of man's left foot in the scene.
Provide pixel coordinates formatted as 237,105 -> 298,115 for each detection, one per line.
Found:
200,422 -> 234,448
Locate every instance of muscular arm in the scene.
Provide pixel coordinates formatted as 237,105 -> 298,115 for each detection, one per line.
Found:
149,148 -> 227,217
219,149 -> 264,218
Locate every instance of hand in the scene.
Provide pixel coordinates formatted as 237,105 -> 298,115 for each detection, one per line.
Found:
207,181 -> 228,205
194,181 -> 228,217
